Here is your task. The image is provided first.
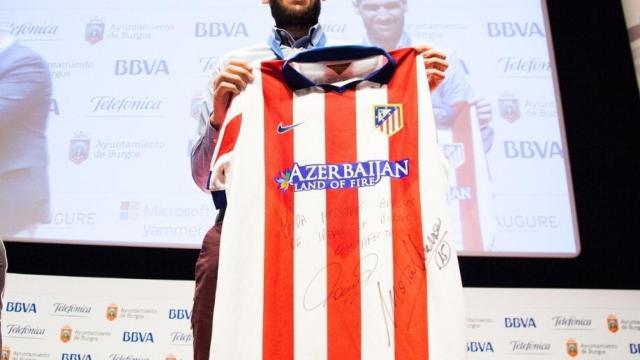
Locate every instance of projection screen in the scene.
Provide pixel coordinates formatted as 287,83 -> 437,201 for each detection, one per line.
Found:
0,0 -> 579,257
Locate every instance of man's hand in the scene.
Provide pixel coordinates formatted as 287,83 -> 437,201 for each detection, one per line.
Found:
414,44 -> 448,92
210,59 -> 254,129
470,97 -> 493,129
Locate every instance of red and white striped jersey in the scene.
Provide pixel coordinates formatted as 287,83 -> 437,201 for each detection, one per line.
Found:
209,46 -> 465,360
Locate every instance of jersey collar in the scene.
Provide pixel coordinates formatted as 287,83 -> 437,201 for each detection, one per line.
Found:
282,45 -> 397,93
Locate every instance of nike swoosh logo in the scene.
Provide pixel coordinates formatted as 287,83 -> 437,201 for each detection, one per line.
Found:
277,122 -> 303,134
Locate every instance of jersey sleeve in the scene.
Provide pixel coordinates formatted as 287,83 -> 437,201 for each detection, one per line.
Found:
207,90 -> 244,193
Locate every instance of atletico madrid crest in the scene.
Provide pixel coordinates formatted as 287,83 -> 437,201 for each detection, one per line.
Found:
374,104 -> 403,136
441,143 -> 466,169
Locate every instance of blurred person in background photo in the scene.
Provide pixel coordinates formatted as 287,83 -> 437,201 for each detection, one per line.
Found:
353,0 -> 495,151
0,21 -> 52,347
354,0 -> 498,252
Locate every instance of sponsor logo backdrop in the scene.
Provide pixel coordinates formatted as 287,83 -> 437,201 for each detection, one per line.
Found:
3,274 -> 640,358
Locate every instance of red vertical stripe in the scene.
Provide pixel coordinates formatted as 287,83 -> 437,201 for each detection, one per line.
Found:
451,106 -> 484,252
388,48 -> 429,360
214,114 -> 243,163
324,89 -> 361,360
261,61 -> 294,360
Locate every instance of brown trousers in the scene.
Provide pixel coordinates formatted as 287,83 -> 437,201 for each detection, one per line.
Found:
191,222 -> 221,360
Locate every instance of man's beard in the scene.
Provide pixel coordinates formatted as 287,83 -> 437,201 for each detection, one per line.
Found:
270,0 -> 321,31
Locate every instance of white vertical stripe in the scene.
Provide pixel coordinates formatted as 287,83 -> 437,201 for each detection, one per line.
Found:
293,88 -> 328,360
210,70 -> 265,360
469,107 -> 495,250
415,56 -> 466,360
356,83 -> 395,360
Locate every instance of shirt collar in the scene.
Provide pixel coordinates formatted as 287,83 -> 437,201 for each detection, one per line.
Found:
282,45 -> 397,93
272,24 -> 323,49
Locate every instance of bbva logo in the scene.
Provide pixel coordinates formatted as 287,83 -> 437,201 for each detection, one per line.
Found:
114,60 -> 169,75
487,22 -> 545,37
5,302 -> 37,313
61,354 -> 92,360
168,309 -> 192,320
467,341 -> 495,352
122,331 -> 154,343
504,317 -> 537,328
194,22 -> 248,37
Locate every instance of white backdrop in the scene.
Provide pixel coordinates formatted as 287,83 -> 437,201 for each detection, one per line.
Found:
3,273 -> 640,359
0,0 -> 578,256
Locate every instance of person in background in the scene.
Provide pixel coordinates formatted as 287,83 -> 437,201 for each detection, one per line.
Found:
0,22 -> 52,348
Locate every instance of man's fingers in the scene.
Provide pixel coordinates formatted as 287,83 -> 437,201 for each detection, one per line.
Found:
426,68 -> 446,79
214,81 -> 241,96
427,70 -> 445,90
226,64 -> 254,81
413,44 -> 434,54
226,58 -> 253,72
214,72 -> 248,91
421,49 -> 447,61
424,57 -> 449,72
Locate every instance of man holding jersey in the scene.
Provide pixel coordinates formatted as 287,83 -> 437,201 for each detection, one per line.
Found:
189,1 -> 451,358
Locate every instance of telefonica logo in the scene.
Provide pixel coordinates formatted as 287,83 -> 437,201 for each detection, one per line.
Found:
53,303 -> 92,315
7,324 -> 46,337
9,22 -> 59,36
108,355 -> 149,360
510,340 -> 551,354
499,57 -> 551,75
169,331 -> 193,345
89,96 -> 162,113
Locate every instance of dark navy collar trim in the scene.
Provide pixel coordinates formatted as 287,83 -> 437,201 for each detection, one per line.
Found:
282,45 -> 396,93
